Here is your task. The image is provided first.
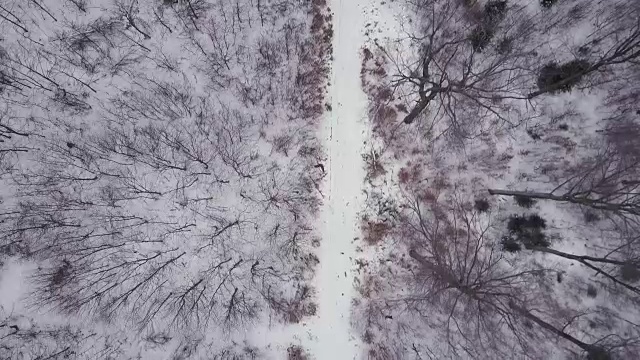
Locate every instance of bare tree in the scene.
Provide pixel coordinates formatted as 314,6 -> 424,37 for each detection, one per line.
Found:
0,0 -> 331,356
529,0 -> 640,99
401,189 -> 640,359
393,0 -> 640,137
0,115 -> 31,156
114,0 -> 152,40
488,117 -> 640,297
400,190 -> 551,358
0,312 -> 86,359
488,119 -> 640,217
390,0 -> 539,134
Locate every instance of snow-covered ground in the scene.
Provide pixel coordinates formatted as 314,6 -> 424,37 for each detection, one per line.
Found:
304,0 -> 370,358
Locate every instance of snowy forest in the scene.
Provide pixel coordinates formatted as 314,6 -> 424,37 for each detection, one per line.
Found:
1,0 -> 639,359
0,0 -> 332,358
357,0 -> 640,359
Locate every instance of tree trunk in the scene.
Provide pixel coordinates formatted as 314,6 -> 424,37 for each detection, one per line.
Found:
509,301 -> 601,355
403,100 -> 429,124
403,91 -> 438,124
531,247 -> 629,266
531,247 -> 640,295
487,188 -> 639,215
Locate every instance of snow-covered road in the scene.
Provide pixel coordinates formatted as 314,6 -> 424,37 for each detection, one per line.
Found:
306,0 -> 370,358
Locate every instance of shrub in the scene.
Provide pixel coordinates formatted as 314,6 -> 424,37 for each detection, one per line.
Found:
396,103 -> 408,113
485,1 -> 508,21
620,263 -> 640,282
536,60 -> 591,94
527,214 -> 546,229
526,128 -> 542,140
363,330 -> 374,344
540,0 -> 558,8
526,231 -> 550,248
506,214 -> 547,231
363,149 -> 386,180
507,215 -> 528,233
577,45 -> 590,56
398,168 -> 410,184
514,195 -> 536,208
506,214 -> 549,249
287,345 -> 309,360
474,199 -> 491,212
496,37 -> 513,54
501,236 -> 522,252
51,259 -> 72,286
367,345 -> 394,360
470,26 -> 495,51
272,134 -> 293,156
362,219 -> 391,246
586,347 -> 612,360
266,285 -> 317,323
469,1 -> 507,52
362,47 -> 373,61
583,210 -> 600,223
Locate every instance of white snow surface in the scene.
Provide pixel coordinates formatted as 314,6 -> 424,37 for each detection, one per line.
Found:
305,0 -> 369,358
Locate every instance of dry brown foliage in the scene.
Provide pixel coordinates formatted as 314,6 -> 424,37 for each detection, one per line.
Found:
361,219 -> 392,246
